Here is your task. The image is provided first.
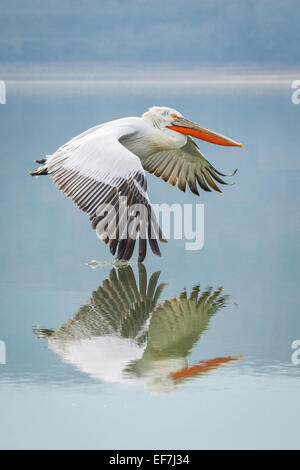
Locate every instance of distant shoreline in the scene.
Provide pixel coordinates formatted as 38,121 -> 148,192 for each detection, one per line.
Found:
1,62 -> 300,85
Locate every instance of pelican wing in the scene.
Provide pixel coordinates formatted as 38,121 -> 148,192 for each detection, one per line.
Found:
139,137 -> 237,195
35,266 -> 166,345
46,125 -> 164,262
144,286 -> 228,360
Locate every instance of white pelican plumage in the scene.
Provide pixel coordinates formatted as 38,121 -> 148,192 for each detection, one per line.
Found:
30,106 -> 243,262
35,266 -> 243,392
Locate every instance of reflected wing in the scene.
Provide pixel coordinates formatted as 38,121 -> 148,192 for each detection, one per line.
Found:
36,266 -> 166,345
145,285 -> 228,359
139,136 -> 237,195
46,125 -> 164,262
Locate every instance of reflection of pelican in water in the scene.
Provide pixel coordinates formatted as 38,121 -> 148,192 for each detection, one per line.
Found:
35,266 -> 242,392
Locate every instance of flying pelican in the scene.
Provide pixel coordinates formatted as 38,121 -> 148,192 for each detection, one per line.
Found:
30,106 -> 243,262
35,265 -> 242,392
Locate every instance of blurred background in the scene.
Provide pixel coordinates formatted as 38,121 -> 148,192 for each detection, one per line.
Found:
0,0 -> 299,451
0,0 -> 299,66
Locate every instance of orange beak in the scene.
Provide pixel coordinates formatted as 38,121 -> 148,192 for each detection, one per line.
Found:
167,117 -> 243,147
169,355 -> 244,382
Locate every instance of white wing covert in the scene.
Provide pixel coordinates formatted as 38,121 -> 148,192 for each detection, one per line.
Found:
46,125 -> 165,263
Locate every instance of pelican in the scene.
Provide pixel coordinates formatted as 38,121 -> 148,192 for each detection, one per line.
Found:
30,106 -> 243,262
35,265 -> 243,392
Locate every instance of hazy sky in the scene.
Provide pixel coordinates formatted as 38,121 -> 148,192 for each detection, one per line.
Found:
0,0 -> 299,65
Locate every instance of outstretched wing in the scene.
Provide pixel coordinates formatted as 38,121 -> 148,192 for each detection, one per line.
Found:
139,136 -> 237,195
45,124 -> 164,262
35,265 -> 166,345
145,285 -> 228,359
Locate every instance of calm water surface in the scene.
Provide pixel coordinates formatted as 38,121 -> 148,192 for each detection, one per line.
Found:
0,81 -> 299,449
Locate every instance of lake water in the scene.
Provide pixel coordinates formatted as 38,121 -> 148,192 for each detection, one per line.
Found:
0,77 -> 299,449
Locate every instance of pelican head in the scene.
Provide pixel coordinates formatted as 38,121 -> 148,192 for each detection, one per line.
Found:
143,106 -> 243,148
142,106 -> 184,129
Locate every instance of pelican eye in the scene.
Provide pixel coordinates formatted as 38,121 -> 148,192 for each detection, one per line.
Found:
171,113 -> 178,120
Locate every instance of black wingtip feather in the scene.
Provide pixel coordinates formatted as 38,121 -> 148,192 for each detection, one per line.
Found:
138,237 -> 147,263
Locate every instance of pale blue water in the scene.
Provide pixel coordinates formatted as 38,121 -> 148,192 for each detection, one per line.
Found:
0,80 -> 299,450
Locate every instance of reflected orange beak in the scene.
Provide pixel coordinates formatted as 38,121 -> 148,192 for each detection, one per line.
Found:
169,355 -> 244,382
167,117 -> 243,147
